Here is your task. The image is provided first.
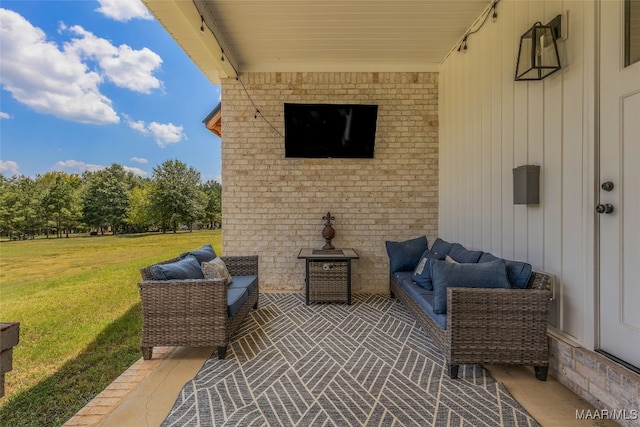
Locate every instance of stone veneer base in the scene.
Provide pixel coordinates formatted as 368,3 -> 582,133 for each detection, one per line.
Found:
549,331 -> 640,427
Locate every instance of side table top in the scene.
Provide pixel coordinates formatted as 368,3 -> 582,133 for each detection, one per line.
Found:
298,248 -> 359,259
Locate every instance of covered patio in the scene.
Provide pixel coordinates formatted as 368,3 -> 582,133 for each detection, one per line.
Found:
64,343 -> 617,426
64,0 -> 640,425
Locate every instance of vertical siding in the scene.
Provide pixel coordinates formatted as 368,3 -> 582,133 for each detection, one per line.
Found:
439,0 -> 596,344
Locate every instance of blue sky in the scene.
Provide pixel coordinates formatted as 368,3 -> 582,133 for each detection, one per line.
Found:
0,0 -> 222,182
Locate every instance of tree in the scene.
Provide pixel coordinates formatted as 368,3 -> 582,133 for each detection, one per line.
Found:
0,175 -> 20,239
41,172 -> 82,238
12,176 -> 44,239
201,180 -> 222,228
126,184 -> 154,232
82,164 -> 131,234
149,160 -> 204,233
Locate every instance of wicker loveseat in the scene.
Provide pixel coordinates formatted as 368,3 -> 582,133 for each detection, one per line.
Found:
138,249 -> 258,361
386,237 -> 552,381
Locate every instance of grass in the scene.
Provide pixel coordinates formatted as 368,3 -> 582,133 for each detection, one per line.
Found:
0,230 -> 223,426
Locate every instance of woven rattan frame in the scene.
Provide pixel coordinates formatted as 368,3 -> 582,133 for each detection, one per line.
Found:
308,260 -> 349,302
390,271 -> 551,379
138,255 -> 259,360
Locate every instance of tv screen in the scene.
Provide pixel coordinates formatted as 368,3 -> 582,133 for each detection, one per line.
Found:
284,103 -> 378,158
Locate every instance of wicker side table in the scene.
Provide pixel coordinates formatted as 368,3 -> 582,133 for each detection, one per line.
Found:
298,248 -> 359,305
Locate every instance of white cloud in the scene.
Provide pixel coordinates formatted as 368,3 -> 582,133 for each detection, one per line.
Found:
64,25 -> 162,94
123,165 -> 147,177
0,160 -> 20,175
0,112 -> 11,119
54,159 -> 105,173
53,160 -> 146,177
126,116 -> 186,147
0,9 -> 118,124
128,119 -> 148,134
0,9 -> 163,124
147,122 -> 185,147
96,0 -> 153,22
130,157 -> 148,164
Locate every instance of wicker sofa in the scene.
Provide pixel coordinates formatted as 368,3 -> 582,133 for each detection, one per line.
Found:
386,237 -> 552,381
138,251 -> 258,360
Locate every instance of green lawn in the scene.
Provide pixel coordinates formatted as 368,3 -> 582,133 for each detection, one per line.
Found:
0,230 -> 223,426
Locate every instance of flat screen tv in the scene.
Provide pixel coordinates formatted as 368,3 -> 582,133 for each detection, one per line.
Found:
284,103 -> 378,158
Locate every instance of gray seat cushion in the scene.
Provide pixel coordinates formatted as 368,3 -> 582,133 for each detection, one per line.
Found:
227,287 -> 249,317
393,272 -> 446,329
228,275 -> 258,295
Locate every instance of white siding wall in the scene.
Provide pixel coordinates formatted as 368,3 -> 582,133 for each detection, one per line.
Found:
439,0 -> 596,346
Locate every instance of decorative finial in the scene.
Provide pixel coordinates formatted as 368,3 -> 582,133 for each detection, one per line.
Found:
321,212 -> 336,250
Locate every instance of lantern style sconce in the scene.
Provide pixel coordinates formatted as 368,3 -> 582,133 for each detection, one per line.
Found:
515,15 -> 562,81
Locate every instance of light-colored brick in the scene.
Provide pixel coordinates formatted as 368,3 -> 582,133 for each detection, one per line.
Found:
589,382 -> 621,410
549,335 -> 640,427
222,72 -> 438,293
562,366 -> 589,390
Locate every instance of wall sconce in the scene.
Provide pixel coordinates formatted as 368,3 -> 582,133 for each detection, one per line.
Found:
515,15 -> 562,81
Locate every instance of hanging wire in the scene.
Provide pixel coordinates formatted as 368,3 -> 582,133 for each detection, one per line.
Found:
192,0 -> 282,138
192,0 -> 238,75
236,75 -> 284,138
457,0 -> 500,52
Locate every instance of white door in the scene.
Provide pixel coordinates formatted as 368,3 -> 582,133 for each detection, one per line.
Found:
599,0 -> 640,369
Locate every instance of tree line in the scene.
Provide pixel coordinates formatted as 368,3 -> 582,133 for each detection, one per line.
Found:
0,160 -> 221,240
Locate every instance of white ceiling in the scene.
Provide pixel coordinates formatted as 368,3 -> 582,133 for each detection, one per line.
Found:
143,0 -> 492,83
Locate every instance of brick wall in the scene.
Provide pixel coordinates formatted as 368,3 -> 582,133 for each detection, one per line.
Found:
549,334 -> 640,426
220,72 -> 438,293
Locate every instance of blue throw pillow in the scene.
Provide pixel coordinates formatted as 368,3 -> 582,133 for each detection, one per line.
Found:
432,259 -> 510,314
478,252 -> 533,289
448,243 -> 483,263
385,236 -> 428,273
430,238 -> 453,258
412,249 -> 445,290
180,244 -> 216,263
477,252 -> 499,263
149,255 -> 205,280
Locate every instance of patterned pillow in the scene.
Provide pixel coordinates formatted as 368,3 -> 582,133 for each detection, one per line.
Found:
202,257 -> 232,285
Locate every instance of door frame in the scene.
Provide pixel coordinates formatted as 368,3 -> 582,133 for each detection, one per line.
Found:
594,0 -> 640,371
